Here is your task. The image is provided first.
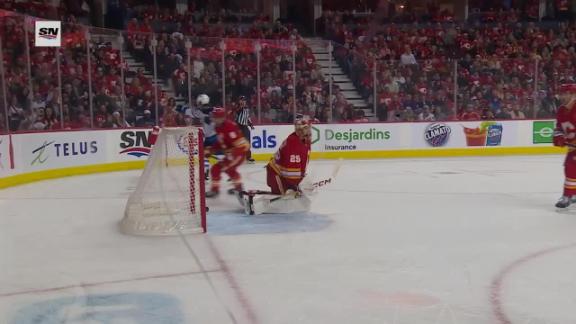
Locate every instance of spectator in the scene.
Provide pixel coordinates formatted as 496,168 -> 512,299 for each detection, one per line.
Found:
376,99 -> 388,122
460,104 -> 481,120
418,105 -> 436,121
136,109 -> 156,127
509,104 -> 527,119
30,114 -> 47,131
8,97 -> 24,131
494,106 -> 512,119
94,104 -> 109,128
400,46 -> 417,66
30,93 -> 46,111
162,97 -> 179,126
43,107 -> 59,129
111,111 -> 130,128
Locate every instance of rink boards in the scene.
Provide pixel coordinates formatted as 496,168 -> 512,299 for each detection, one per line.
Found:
0,120 -> 564,188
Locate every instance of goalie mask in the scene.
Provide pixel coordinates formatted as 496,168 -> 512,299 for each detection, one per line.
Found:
295,114 -> 312,142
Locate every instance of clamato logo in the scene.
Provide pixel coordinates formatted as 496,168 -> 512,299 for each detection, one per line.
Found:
35,21 -> 61,47
120,131 -> 152,158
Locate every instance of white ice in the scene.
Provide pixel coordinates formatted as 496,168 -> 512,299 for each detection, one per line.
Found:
1,156 -> 576,324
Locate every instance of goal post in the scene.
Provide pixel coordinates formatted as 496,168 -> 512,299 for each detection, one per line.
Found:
121,127 -> 206,235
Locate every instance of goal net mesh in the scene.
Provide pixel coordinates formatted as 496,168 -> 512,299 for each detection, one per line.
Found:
121,127 -> 206,235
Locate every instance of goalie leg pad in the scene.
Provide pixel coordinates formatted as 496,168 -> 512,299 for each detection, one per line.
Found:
246,194 -> 312,215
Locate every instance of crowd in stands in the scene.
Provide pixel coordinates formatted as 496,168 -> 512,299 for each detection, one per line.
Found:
325,5 -> 576,122
0,6 -> 346,133
1,1 -> 576,132
123,8 -> 341,125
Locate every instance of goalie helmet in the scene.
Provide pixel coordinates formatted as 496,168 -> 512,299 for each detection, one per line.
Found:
294,114 -> 312,141
196,94 -> 210,106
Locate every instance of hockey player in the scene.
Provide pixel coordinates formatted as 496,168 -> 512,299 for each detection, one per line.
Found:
205,107 -> 250,198
185,94 -> 215,179
553,83 -> 576,208
240,115 -> 314,215
267,114 -> 312,195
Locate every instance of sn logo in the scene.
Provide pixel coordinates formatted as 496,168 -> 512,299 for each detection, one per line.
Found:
38,27 -> 59,39
251,129 -> 276,149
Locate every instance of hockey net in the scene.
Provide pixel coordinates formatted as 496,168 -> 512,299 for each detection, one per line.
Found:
121,127 -> 206,235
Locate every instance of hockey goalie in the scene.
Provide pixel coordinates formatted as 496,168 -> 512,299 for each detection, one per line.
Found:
243,115 -> 316,215
554,83 -> 576,208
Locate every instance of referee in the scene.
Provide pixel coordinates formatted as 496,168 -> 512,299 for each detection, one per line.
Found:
234,96 -> 255,163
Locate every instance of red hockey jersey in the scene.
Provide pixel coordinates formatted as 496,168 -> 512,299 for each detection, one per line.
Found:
268,132 -> 311,186
555,100 -> 576,149
214,120 -> 250,155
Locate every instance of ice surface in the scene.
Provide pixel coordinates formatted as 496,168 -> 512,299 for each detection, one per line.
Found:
1,156 -> 575,324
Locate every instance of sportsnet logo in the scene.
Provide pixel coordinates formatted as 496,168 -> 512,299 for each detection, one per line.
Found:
35,21 -> 61,47
39,28 -> 58,39
119,131 -> 152,158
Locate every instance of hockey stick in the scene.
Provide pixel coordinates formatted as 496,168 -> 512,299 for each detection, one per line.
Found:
301,158 -> 343,194
243,159 -> 343,200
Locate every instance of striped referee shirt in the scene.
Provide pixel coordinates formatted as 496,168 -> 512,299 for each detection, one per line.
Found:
235,106 -> 252,126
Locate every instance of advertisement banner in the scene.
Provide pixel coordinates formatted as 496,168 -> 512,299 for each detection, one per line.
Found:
112,126 -> 294,158
533,120 -> 555,144
20,131 -> 107,172
115,129 -> 155,160
311,123 -> 402,152
250,125 -> 292,154
0,135 -> 13,177
411,121 -> 518,149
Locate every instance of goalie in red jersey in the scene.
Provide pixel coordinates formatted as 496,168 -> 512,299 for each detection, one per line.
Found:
267,114 -> 312,195
240,115 -> 313,215
242,115 -> 339,215
554,83 -> 576,208
205,107 -> 250,198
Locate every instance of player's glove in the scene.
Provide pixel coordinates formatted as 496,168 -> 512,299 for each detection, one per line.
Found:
554,128 -> 566,147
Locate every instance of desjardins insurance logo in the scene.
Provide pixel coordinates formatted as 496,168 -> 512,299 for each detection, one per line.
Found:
533,121 -> 554,144
311,126 -> 391,151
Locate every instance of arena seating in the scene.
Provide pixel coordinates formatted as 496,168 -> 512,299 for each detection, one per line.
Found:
0,2 -> 574,132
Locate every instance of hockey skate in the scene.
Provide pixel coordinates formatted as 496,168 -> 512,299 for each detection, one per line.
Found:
206,190 -> 219,198
556,196 -> 571,209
